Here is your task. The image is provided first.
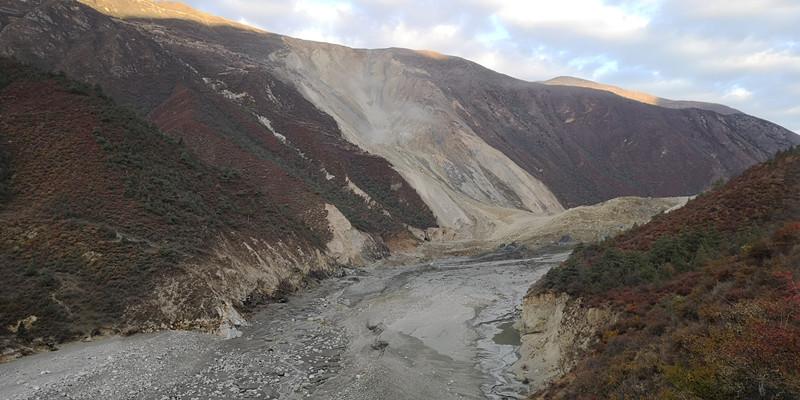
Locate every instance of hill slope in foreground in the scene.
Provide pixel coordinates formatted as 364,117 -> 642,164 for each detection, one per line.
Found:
520,146 -> 800,399
0,60 -> 360,357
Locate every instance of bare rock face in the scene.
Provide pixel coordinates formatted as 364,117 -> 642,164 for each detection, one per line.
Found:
268,39 -> 799,233
514,292 -> 617,392
386,50 -> 800,208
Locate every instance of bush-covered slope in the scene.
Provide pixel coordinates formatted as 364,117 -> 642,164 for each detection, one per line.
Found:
0,59 -> 325,353
533,146 -> 800,399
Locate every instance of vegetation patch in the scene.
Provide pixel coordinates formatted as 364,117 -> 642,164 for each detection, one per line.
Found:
0,59 -> 316,351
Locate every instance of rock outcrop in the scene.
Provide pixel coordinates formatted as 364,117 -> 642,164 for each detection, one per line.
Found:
514,291 -> 616,392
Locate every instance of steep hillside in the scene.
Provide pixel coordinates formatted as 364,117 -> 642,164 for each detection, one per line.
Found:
274,43 -> 798,211
523,146 -> 800,398
0,59 -> 344,358
272,41 -> 798,216
388,51 -> 799,208
1,0 -> 796,239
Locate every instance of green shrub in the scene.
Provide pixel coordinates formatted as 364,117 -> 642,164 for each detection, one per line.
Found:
541,229 -> 724,296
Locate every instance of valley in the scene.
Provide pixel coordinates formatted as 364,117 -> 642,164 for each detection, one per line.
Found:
0,250 -> 568,400
0,1 -> 798,399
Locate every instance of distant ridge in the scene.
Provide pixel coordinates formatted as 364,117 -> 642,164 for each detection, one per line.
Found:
544,75 -> 741,115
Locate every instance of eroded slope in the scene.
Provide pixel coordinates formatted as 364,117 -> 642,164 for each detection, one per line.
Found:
3,0 -> 796,240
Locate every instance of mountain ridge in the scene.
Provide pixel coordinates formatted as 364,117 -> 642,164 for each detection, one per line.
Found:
543,75 -> 742,115
2,0 -> 797,222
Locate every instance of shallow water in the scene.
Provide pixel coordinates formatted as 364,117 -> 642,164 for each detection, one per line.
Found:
493,322 -> 521,346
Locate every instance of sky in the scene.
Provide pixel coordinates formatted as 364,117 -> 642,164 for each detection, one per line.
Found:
185,0 -> 800,133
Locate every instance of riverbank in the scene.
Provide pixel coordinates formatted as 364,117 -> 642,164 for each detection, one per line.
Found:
0,249 -> 569,400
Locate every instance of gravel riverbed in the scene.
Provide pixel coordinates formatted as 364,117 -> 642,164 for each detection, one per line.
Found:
0,251 -> 569,400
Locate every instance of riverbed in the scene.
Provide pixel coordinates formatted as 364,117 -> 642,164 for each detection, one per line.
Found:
0,250 -> 569,400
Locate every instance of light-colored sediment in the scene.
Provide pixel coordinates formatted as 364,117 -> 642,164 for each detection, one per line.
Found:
410,196 -> 689,259
271,40 -> 564,239
0,251 -> 568,400
513,292 -> 617,392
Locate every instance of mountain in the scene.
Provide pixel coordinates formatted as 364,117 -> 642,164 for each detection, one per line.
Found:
1,0 -> 799,359
1,0 -> 797,239
277,45 -> 798,211
518,146 -> 800,398
0,0 -> 438,243
543,76 -> 741,115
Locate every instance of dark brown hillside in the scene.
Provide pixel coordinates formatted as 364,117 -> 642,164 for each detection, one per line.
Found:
392,49 -> 800,208
532,147 -> 800,398
0,60 -> 319,353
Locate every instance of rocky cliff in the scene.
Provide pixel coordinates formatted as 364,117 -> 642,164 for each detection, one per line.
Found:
514,292 -> 616,392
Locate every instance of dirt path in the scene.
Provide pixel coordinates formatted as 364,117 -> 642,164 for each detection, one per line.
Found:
0,250 -> 569,400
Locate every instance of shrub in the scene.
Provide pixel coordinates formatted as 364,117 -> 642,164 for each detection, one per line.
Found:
540,229 -> 724,297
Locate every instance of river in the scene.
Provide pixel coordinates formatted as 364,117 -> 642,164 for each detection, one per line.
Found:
0,250 -> 570,400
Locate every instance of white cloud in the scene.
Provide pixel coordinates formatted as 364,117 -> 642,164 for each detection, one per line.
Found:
293,0 -> 353,23
723,85 -> 754,102
236,17 -> 264,30
784,106 -> 800,116
669,0 -> 800,19
488,0 -> 651,39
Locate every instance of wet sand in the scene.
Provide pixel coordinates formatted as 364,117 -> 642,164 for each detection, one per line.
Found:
0,250 -> 569,400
